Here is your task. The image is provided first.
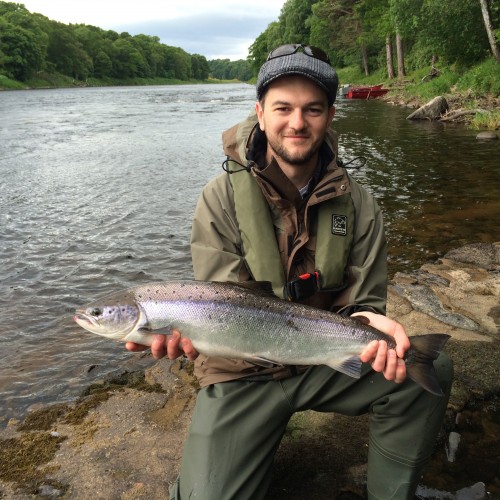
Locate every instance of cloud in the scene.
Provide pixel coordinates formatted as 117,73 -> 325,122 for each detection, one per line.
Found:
20,0 -> 284,59
112,12 -> 275,60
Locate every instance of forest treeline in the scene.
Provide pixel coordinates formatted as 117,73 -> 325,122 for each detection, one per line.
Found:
0,0 -> 498,89
0,2 -> 214,82
249,0 -> 499,82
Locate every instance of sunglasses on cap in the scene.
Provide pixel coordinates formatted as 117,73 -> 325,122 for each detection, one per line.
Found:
266,44 -> 331,65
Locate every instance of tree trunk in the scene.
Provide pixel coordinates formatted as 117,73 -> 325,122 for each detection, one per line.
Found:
479,0 -> 500,62
355,20 -> 369,76
396,32 -> 405,77
386,35 -> 395,79
361,45 -> 369,76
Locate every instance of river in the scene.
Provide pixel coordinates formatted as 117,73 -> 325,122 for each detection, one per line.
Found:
0,83 -> 499,424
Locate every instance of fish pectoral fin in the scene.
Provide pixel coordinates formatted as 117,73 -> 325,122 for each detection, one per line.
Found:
246,356 -> 280,369
123,330 -> 155,347
325,356 -> 362,379
143,326 -> 173,335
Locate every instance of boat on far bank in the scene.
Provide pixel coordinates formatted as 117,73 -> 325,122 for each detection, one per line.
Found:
340,84 -> 389,99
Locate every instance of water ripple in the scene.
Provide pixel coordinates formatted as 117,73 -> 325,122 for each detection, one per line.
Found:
0,85 -> 499,424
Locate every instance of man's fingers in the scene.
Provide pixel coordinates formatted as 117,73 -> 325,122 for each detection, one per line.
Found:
150,334 -> 168,359
125,330 -> 198,361
382,349 -> 397,381
167,330 -> 182,359
181,338 -> 199,361
370,340 -> 388,372
125,342 -> 149,352
359,340 -> 379,363
394,358 -> 407,384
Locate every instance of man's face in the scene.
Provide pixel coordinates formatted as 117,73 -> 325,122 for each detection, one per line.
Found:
256,75 -> 335,168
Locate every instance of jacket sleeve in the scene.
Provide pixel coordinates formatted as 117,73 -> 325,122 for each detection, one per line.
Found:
190,173 -> 250,282
336,176 -> 388,315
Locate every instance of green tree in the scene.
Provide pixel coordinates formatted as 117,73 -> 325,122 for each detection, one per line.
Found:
229,59 -> 253,81
163,46 -> 191,79
111,37 -> 147,78
133,34 -> 166,77
248,22 -> 283,72
93,49 -> 112,78
208,58 -> 231,79
191,53 -> 209,80
0,17 -> 44,79
46,21 -> 93,79
279,0 -> 316,42
309,0 -> 362,68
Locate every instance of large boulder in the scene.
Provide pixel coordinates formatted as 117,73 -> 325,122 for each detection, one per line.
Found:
407,95 -> 449,120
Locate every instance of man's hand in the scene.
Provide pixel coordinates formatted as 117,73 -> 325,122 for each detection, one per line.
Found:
125,330 -> 199,361
352,311 -> 410,384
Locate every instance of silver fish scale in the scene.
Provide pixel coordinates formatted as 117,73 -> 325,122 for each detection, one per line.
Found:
129,281 -> 391,365
76,280 -> 450,394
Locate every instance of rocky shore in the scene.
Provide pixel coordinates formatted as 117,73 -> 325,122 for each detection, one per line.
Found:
1,242 -> 499,499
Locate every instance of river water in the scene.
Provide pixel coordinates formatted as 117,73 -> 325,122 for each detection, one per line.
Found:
0,84 -> 499,424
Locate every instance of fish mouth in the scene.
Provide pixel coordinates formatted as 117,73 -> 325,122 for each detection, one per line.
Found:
74,312 -> 99,329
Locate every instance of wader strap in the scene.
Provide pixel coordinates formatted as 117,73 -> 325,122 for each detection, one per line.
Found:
228,167 -> 286,298
229,166 -> 355,300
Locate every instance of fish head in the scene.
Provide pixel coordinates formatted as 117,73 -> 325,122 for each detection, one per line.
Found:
74,291 -> 143,341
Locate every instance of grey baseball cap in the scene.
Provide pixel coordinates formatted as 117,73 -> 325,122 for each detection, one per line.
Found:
256,46 -> 338,106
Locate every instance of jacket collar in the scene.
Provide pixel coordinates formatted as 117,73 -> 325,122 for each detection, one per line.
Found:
222,113 -> 350,206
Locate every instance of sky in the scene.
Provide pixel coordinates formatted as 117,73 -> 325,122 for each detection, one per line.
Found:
20,0 -> 287,60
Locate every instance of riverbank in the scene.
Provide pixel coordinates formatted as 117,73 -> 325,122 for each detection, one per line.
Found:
381,86 -> 500,130
336,58 -> 500,129
0,72 -> 239,91
1,242 -> 498,499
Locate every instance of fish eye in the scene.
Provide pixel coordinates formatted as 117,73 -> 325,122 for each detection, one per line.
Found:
89,307 -> 102,317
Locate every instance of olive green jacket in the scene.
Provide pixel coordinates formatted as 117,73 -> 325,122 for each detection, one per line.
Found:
190,113 -> 387,387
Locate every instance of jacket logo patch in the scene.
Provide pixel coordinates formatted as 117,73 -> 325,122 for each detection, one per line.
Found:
332,215 -> 347,236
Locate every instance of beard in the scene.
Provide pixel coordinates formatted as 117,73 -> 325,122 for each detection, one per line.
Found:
267,136 -> 322,166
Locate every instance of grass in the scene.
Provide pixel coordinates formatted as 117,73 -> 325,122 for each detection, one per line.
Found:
336,66 -> 387,87
337,58 -> 499,129
455,58 -> 500,96
0,74 -> 26,89
469,110 -> 500,130
0,72 -> 227,90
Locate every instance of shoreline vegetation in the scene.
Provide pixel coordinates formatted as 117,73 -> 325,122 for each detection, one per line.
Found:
1,60 -> 498,130
1,0 -> 498,132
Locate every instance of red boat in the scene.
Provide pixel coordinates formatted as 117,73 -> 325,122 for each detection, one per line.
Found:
341,84 -> 389,99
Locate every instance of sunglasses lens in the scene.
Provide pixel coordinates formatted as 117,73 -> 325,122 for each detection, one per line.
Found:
267,44 -> 330,64
306,47 -> 330,64
267,44 -> 300,60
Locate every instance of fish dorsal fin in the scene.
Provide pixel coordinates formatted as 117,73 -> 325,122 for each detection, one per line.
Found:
224,281 -> 277,298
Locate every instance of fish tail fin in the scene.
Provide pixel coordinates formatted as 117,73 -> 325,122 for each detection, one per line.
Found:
405,334 -> 450,396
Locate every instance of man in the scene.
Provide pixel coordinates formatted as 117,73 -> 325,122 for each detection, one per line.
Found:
127,44 -> 453,499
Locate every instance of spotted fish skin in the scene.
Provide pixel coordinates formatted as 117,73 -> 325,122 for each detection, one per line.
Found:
74,280 -> 450,395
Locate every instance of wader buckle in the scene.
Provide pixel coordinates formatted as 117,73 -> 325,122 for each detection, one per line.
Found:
285,272 -> 321,301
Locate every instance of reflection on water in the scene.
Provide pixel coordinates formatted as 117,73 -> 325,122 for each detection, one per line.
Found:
0,85 -> 499,423
333,99 -> 500,274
